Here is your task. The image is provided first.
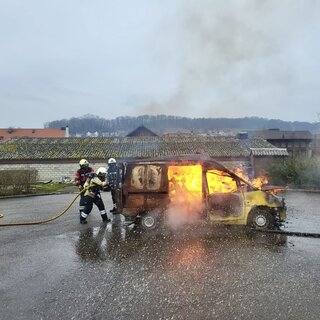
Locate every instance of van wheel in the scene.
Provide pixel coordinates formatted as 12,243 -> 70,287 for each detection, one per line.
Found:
140,211 -> 161,231
248,208 -> 275,230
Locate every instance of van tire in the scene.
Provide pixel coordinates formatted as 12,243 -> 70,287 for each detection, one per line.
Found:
141,215 -> 156,230
140,211 -> 162,231
248,208 -> 275,230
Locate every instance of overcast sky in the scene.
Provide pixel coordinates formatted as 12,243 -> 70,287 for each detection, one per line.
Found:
1,0 -> 320,128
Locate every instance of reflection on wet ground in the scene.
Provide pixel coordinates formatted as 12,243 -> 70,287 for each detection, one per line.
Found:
74,190 -> 320,266
67,222 -> 303,319
284,191 -> 320,233
74,221 -> 289,264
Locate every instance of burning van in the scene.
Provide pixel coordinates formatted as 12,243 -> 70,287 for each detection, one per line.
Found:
114,155 -> 286,230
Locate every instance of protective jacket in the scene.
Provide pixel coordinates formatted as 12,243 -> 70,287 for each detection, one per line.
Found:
83,176 -> 108,198
74,167 -> 94,187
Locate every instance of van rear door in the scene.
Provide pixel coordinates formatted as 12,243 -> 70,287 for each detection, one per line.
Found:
123,164 -> 169,212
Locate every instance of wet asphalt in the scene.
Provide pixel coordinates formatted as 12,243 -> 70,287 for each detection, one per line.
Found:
0,191 -> 320,320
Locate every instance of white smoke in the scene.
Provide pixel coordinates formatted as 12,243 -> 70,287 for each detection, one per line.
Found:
166,190 -> 205,230
139,0 -> 320,121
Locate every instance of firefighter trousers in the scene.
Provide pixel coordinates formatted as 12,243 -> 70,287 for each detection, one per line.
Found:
80,193 -> 107,221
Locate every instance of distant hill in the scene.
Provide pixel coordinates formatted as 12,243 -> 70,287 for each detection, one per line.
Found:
45,114 -> 319,136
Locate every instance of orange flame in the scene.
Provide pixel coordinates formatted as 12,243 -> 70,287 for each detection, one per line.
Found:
168,164 -> 269,203
232,166 -> 268,189
168,165 -> 202,203
166,164 -> 271,227
206,169 -> 238,193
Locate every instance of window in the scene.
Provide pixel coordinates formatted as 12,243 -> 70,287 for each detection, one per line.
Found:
206,170 -> 237,193
130,165 -> 162,190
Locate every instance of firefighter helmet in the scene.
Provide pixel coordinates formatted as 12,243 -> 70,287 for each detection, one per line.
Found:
96,167 -> 107,177
79,159 -> 89,167
108,158 -> 116,164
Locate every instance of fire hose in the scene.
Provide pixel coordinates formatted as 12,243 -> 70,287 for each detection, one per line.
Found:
0,189 -> 85,227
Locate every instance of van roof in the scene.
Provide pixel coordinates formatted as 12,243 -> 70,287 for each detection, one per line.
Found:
119,154 -> 230,175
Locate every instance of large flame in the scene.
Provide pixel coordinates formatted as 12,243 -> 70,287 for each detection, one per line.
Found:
167,165 -> 203,227
166,164 -> 269,228
168,164 -> 269,199
168,164 -> 202,204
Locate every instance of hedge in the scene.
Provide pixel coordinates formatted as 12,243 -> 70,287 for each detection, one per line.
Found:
0,169 -> 38,196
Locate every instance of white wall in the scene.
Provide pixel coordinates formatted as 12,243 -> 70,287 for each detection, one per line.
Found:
0,159 -> 252,182
0,162 -> 107,182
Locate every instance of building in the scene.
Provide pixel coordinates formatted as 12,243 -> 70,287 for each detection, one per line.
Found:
0,127 -> 69,142
311,133 -> 320,157
126,125 -> 158,137
248,129 -> 312,158
0,134 -> 287,182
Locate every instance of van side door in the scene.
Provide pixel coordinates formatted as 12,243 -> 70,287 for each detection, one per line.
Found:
205,169 -> 245,219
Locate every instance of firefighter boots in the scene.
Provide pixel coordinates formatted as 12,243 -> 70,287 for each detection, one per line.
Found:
101,214 -> 111,223
80,217 -> 87,224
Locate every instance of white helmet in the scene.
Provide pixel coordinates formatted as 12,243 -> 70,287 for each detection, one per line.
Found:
79,159 -> 89,167
108,158 -> 116,164
96,167 -> 107,176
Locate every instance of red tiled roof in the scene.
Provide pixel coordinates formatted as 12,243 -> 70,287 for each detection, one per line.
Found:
0,128 -> 66,142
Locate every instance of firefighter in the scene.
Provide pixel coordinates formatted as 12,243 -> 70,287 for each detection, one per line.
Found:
80,167 -> 110,224
107,157 -> 118,214
74,159 -> 94,218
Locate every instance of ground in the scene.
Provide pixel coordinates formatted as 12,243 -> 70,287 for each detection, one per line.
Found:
0,191 -> 319,320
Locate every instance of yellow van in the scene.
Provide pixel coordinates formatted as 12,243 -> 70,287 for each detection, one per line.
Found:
114,155 -> 286,230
